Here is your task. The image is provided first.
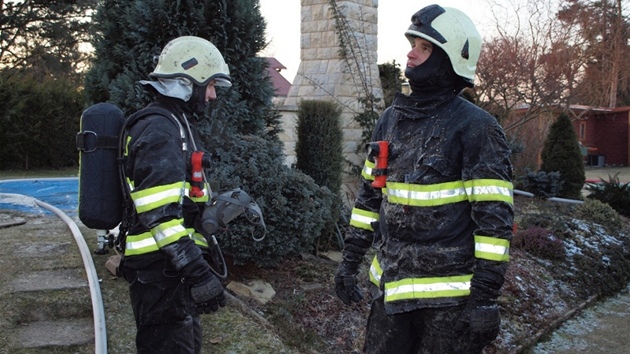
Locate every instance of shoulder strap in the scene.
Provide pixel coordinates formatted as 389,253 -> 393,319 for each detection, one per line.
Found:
115,105 -> 187,250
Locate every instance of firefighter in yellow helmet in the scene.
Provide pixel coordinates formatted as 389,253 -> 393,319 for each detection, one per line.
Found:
334,5 -> 513,353
120,36 -> 231,354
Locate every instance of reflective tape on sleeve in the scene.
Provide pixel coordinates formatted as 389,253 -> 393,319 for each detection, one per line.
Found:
131,181 -> 184,213
361,159 -> 376,181
350,207 -> 379,231
464,179 -> 514,204
475,235 -> 510,262
151,218 -> 189,248
124,231 -> 159,256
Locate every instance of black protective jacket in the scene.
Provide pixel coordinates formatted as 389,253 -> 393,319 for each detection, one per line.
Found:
346,93 -> 514,315
121,101 -> 210,269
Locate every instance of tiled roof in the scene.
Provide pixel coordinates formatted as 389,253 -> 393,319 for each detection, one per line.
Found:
264,57 -> 292,97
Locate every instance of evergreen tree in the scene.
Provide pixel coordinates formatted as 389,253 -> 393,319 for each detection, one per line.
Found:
378,61 -> 404,108
540,113 -> 585,199
83,0 -> 279,139
295,100 -> 344,250
0,0 -> 95,82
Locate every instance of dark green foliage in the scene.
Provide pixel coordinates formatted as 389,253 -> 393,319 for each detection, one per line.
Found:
574,198 -> 626,232
540,113 -> 585,199
295,100 -> 344,250
0,70 -> 82,170
203,135 -> 334,266
517,168 -> 563,198
84,0 -> 280,139
378,61 -> 403,108
513,226 -> 566,260
295,100 -> 344,198
585,174 -> 630,217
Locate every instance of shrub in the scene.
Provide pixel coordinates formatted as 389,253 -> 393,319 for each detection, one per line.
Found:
574,198 -> 626,232
540,113 -> 585,199
205,134 -> 334,267
513,226 -> 566,260
585,173 -> 630,217
0,70 -> 82,170
517,169 -> 563,198
295,100 -> 344,251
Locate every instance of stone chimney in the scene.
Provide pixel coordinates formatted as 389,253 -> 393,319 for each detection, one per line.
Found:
282,0 -> 383,182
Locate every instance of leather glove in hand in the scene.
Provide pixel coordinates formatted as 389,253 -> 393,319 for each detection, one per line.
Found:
334,261 -> 364,305
455,293 -> 501,353
190,273 -> 226,314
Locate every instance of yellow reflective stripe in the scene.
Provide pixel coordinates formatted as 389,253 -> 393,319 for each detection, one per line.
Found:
184,182 -> 210,203
386,181 -> 468,207
369,255 -> 382,286
384,274 -> 472,301
131,181 -> 183,213
361,159 -> 375,181
464,179 -> 514,204
152,218 -> 188,247
475,235 -> 510,262
126,178 -> 134,190
350,207 -> 379,231
124,231 -> 159,255
189,229 -> 209,247
124,135 -> 131,157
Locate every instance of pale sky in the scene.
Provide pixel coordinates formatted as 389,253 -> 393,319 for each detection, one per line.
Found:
259,1 -> 495,83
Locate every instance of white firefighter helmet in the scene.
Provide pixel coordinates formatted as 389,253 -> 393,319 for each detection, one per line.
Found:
405,5 -> 481,86
150,36 -> 232,87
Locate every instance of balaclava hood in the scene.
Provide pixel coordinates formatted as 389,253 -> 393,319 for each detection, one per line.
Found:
404,45 -> 465,97
140,78 -> 208,118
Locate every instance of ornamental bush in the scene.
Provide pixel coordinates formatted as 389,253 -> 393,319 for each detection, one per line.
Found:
513,226 -> 566,260
205,134 -> 334,267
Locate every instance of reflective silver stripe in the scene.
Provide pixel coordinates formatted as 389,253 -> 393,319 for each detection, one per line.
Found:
125,232 -> 159,255
369,256 -> 382,286
384,276 -> 471,301
370,256 -> 472,301
475,235 -> 510,262
131,181 -> 183,213
152,219 -> 188,247
361,159 -> 375,181
386,181 -> 468,207
350,207 -> 379,231
464,179 -> 514,204
184,182 -> 210,203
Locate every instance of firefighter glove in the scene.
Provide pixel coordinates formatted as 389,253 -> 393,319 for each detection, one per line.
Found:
334,261 -> 364,305
190,273 -> 226,314
455,292 -> 501,353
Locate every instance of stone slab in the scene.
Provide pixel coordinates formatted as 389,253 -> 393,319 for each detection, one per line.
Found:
13,318 -> 93,348
10,269 -> 87,292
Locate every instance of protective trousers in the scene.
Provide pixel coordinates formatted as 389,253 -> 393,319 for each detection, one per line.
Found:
125,261 -> 202,354
364,295 -> 472,354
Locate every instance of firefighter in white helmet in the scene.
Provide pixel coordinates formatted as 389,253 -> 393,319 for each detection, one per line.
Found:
120,36 -> 231,354
334,5 -> 513,353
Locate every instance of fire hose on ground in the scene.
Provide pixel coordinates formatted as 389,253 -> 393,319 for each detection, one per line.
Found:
0,192 -> 107,354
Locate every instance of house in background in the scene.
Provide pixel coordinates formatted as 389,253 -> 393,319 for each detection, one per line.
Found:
264,57 -> 292,104
571,105 -> 630,167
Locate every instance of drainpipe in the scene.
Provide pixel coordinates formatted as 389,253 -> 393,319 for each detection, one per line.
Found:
514,189 -> 585,205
